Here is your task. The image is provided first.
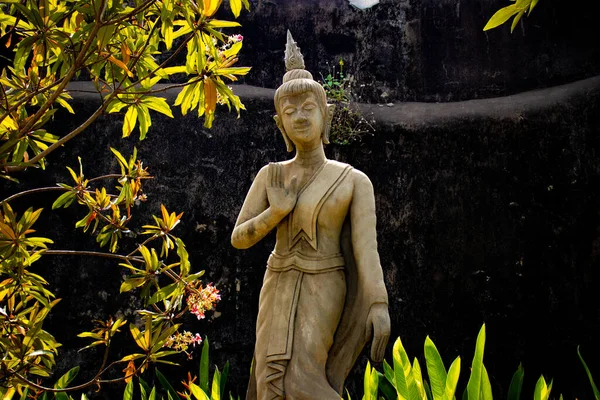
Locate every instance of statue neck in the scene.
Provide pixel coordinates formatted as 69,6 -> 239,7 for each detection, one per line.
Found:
293,144 -> 326,166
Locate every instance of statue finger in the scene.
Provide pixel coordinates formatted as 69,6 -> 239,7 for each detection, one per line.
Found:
267,163 -> 274,187
277,164 -> 283,188
290,175 -> 298,194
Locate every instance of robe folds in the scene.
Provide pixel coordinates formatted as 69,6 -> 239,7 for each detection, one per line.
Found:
246,160 -> 388,400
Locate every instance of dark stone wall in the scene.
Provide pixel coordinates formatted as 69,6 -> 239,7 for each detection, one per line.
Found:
2,76 -> 600,398
231,0 -> 600,102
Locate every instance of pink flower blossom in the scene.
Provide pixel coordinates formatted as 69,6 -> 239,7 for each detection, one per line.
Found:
187,283 -> 221,320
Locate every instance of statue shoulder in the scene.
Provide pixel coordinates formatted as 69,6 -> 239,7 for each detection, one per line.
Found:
349,168 -> 375,193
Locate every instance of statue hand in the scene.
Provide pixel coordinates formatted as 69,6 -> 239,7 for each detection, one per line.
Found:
365,303 -> 390,362
267,164 -> 298,217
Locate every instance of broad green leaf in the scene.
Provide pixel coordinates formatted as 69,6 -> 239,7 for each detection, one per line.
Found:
393,337 -> 411,400
188,382 -> 210,400
123,380 -> 134,400
533,376 -> 551,400
480,365 -> 493,400
443,357 -> 461,400
507,364 -> 524,400
424,336 -> 447,400
466,324 -> 486,400
378,370 -> 398,400
483,4 -> 520,31
412,358 -> 426,400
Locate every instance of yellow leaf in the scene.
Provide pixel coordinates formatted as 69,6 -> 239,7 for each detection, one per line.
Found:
204,78 -> 217,114
122,106 -> 138,138
229,0 -> 242,17
106,55 -> 133,77
203,0 -> 223,17
483,4 -> 520,31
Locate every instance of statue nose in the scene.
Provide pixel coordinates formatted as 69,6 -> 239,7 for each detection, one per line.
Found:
294,110 -> 308,122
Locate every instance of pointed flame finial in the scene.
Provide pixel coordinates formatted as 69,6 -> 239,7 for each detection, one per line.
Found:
284,30 -> 305,71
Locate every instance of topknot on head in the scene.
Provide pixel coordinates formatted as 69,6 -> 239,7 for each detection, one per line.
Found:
283,69 -> 313,83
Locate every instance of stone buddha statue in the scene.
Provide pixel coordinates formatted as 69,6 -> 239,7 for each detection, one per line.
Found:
231,31 -> 390,400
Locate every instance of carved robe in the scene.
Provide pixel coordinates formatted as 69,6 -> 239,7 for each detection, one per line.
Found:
246,160 -> 388,400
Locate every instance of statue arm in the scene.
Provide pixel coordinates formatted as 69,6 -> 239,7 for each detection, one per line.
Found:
231,165 -> 289,249
350,170 -> 390,362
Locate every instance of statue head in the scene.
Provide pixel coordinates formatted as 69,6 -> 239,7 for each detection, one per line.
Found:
274,31 -> 335,152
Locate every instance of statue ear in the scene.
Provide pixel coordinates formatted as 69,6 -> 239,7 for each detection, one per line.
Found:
274,115 -> 294,152
322,104 -> 335,145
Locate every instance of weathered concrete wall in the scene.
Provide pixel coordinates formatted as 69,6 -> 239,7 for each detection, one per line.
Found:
2,76 -> 600,398
230,0 -> 600,102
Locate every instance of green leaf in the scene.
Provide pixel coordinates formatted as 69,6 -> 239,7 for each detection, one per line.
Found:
52,192 -> 77,210
211,366 -> 221,400
54,366 -> 80,389
533,376 -> 551,400
363,361 -> 378,400
120,277 -> 147,293
156,368 -> 179,400
220,361 -> 230,400
466,324 -> 486,400
507,364 -> 524,400
483,4 -> 520,31
577,347 -> 600,400
480,365 -> 493,400
200,337 -> 210,393
136,105 -> 151,140
123,380 -> 134,400
443,357 -> 461,400
377,370 -> 398,400
424,336 -> 447,400
97,25 -> 116,50
393,337 -> 411,400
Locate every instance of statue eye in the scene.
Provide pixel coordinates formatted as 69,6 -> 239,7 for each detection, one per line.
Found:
303,104 -> 315,111
284,109 -> 295,115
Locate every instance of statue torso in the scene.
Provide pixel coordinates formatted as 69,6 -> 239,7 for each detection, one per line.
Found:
268,159 -> 354,272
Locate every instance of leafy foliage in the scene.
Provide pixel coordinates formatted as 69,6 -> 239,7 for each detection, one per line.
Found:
320,58 -> 374,145
483,0 -> 541,33
360,324 -> 598,400
0,0 -> 250,179
0,151 -> 223,398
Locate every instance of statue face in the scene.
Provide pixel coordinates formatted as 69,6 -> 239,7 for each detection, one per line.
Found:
279,92 -> 324,149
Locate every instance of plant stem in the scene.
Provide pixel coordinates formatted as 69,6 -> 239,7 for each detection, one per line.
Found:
44,250 -> 144,263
